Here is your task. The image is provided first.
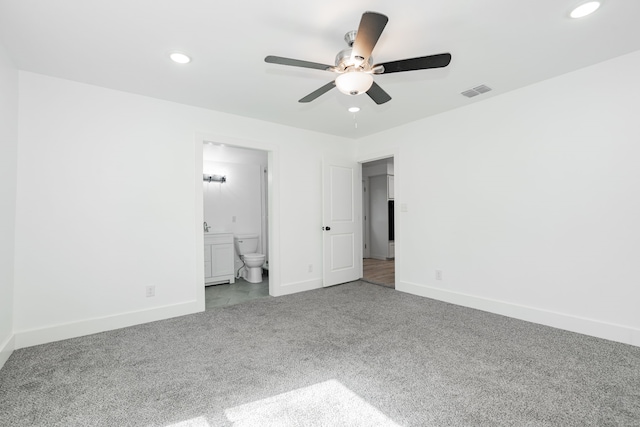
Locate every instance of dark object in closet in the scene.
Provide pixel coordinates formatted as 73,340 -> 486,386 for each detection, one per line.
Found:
388,200 -> 394,241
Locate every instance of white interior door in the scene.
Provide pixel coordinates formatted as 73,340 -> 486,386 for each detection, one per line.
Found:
322,158 -> 362,287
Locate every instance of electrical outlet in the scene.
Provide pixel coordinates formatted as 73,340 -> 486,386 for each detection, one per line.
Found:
308,264 -> 313,273
146,286 -> 155,297
435,270 -> 443,281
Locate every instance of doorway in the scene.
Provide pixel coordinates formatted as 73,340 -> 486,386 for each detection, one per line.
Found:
201,141 -> 273,309
361,157 -> 395,288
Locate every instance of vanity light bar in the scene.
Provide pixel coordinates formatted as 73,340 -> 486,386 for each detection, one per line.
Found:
203,174 -> 226,183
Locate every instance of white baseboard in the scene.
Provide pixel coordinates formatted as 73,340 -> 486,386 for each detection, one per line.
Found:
398,281 -> 640,348
0,333 -> 15,370
272,278 -> 322,297
14,300 -> 202,349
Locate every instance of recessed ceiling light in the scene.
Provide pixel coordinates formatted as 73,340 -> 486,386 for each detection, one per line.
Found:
170,52 -> 191,64
570,1 -> 601,18
348,107 -> 360,113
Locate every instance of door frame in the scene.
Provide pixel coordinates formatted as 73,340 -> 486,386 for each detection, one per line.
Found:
194,133 -> 281,310
362,178 -> 370,258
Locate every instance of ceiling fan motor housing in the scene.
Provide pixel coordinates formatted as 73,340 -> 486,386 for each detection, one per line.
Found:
344,30 -> 358,47
335,47 -> 373,70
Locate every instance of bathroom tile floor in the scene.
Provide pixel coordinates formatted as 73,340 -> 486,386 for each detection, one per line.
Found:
205,274 -> 271,310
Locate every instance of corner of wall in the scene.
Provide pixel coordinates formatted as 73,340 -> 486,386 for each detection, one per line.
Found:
0,334 -> 15,370
0,40 -> 19,372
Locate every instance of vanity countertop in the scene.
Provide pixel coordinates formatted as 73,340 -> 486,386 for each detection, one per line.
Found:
204,232 -> 233,244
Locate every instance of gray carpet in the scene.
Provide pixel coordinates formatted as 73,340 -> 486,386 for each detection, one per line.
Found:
1,281 -> 639,426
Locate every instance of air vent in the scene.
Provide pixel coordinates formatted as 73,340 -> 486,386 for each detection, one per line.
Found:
474,85 -> 492,94
461,89 -> 479,98
461,84 -> 492,98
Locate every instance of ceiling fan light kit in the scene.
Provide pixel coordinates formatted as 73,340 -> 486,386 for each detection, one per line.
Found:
265,11 -> 452,105
335,71 -> 373,96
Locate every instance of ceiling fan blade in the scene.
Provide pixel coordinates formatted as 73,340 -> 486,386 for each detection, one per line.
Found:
375,53 -> 452,74
351,12 -> 388,65
299,81 -> 336,103
265,55 -> 332,71
366,81 -> 392,105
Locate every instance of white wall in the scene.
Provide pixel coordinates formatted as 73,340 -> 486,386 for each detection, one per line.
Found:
0,42 -> 18,368
14,72 -> 355,348
357,49 -> 640,346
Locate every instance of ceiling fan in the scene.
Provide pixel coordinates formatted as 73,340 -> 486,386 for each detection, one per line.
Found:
265,11 -> 452,105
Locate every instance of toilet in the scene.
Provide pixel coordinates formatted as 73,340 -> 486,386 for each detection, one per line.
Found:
234,234 -> 265,283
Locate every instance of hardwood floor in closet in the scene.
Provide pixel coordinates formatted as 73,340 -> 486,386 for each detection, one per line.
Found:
362,258 -> 395,288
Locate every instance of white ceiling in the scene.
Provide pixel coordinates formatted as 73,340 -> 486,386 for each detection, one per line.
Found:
2,0 -> 640,139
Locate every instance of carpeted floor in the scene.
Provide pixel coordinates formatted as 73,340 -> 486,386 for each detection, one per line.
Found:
1,281 -> 639,426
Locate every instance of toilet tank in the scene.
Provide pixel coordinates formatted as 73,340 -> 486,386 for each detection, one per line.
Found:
234,234 -> 259,255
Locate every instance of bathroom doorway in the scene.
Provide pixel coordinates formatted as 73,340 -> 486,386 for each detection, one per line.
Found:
361,157 -> 395,288
202,142 -> 271,309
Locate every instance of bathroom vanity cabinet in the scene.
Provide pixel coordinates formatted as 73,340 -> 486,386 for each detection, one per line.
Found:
204,233 -> 235,285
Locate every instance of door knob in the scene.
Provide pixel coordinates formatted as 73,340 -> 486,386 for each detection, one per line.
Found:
322,226 -> 331,231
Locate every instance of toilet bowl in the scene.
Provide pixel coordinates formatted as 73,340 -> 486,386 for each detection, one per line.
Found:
242,253 -> 266,283
234,234 -> 265,283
